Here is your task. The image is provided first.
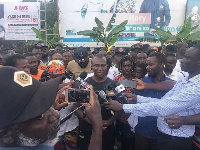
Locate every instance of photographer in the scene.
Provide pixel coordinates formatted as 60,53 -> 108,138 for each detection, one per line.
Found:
0,66 -> 102,150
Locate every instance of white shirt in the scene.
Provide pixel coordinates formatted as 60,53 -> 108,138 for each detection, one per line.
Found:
164,70 -> 185,81
173,60 -> 189,79
86,66 -> 120,80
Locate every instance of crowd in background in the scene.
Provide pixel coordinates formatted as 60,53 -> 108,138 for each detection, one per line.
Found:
0,41 -> 200,150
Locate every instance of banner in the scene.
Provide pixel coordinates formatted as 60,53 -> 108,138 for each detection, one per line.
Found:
58,0 -> 188,47
0,2 -> 40,40
186,0 -> 200,32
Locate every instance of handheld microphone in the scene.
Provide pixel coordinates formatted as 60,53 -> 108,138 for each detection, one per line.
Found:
65,70 -> 74,80
99,90 -> 108,102
105,81 -> 129,104
72,71 -> 87,88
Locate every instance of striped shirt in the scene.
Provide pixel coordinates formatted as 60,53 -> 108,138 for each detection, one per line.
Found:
123,74 -> 200,137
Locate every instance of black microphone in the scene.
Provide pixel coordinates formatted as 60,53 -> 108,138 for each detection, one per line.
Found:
105,81 -> 129,104
72,71 -> 87,88
99,90 -> 108,102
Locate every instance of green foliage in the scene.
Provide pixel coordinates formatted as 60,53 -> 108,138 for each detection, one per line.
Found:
31,22 -> 63,49
152,17 -> 200,45
77,14 -> 128,50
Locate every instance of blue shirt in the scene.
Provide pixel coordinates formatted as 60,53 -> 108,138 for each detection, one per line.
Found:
140,0 -> 171,29
0,145 -> 53,150
134,75 -> 171,139
124,74 -> 200,138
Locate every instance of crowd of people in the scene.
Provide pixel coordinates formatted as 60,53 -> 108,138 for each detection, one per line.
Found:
0,41 -> 200,150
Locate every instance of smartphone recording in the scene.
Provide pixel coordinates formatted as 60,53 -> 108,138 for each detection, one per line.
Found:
119,80 -> 137,89
65,88 -> 90,103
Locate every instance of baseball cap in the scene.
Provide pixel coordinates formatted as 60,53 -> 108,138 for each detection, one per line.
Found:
0,66 -> 65,129
115,48 -> 127,55
37,42 -> 48,48
74,47 -> 89,63
47,60 -> 65,75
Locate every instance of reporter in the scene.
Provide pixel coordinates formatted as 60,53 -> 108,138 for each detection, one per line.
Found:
0,66 -> 102,150
105,46 -> 200,150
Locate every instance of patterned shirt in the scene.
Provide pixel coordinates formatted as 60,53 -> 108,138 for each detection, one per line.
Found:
110,0 -> 136,13
123,74 -> 200,137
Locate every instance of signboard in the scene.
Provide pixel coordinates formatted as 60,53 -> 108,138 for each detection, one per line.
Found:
0,2 -> 40,40
186,0 -> 200,32
58,0 -> 188,47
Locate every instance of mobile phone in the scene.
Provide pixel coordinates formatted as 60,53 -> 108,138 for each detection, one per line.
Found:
119,80 -> 137,89
65,88 -> 90,103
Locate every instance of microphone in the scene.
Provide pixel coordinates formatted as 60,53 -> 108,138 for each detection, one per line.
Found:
72,71 -> 87,88
65,70 -> 74,80
105,81 -> 129,104
99,90 -> 108,102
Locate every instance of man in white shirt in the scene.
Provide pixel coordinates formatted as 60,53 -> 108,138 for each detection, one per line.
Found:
174,42 -> 189,78
164,54 -> 185,81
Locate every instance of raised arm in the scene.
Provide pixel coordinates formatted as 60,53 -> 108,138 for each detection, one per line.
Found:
86,85 -> 102,150
135,79 -> 176,91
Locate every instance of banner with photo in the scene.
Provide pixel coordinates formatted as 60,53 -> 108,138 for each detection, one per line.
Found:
58,0 -> 188,47
0,2 -> 40,40
186,0 -> 200,32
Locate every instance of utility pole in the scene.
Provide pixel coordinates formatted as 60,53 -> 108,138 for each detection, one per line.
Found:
44,0 -> 47,41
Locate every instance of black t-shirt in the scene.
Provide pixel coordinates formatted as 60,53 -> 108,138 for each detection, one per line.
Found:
78,77 -> 115,150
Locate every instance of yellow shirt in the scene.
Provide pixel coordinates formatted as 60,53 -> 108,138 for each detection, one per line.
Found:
67,58 -> 93,79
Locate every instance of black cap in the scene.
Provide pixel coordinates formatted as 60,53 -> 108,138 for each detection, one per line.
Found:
0,66 -> 65,129
115,48 -> 127,55
74,47 -> 89,63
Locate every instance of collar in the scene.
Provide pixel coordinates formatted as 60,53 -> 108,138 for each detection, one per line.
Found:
147,74 -> 167,83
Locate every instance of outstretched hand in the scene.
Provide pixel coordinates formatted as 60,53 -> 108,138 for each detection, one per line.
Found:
133,78 -> 146,90
104,100 -> 123,111
53,84 -> 72,111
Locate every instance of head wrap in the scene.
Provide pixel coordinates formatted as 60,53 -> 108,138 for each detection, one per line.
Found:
47,60 -> 65,75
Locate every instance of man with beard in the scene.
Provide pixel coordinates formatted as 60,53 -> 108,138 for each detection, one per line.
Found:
25,52 -> 50,82
0,66 -> 103,150
174,42 -> 189,78
105,45 -> 200,150
164,54 -> 184,81
67,47 -> 92,79
76,55 -> 116,150
130,52 -> 171,150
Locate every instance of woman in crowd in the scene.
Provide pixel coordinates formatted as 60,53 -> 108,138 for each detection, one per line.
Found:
114,56 -> 135,150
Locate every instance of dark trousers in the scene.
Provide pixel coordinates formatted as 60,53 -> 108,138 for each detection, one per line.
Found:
134,132 -> 157,150
157,131 -> 192,150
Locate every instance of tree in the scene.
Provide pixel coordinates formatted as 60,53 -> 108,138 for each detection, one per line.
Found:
152,17 -> 200,45
31,21 -> 63,49
77,14 -> 128,50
